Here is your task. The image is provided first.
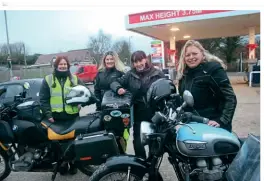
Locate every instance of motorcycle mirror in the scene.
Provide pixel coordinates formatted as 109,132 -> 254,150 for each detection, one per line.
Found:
23,82 -> 30,90
183,90 -> 194,107
0,87 -> 7,96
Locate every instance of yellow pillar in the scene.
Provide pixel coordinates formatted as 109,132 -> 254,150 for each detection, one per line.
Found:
248,27 -> 256,60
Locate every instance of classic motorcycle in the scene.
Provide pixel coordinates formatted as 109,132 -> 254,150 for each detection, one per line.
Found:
0,82 -> 133,181
88,78 -> 257,181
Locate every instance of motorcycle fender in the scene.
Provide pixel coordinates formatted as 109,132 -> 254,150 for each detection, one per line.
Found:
0,142 -> 8,151
104,155 -> 149,176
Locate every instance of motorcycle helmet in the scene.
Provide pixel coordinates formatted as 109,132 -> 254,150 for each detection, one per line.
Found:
146,78 -> 177,110
65,85 -> 91,105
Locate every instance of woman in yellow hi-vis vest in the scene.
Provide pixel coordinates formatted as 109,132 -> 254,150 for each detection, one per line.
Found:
39,56 -> 85,175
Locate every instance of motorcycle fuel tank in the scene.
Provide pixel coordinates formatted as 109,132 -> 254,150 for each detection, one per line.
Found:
12,119 -> 48,145
176,123 -> 241,157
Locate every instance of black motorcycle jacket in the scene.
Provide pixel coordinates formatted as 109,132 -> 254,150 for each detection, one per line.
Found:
178,61 -> 237,131
110,66 -> 165,122
94,67 -> 124,110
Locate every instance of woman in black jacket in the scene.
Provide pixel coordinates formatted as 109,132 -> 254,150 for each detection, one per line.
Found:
94,51 -> 125,111
110,50 -> 165,159
176,40 -> 237,132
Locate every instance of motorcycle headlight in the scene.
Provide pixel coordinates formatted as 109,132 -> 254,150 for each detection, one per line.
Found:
140,121 -> 155,146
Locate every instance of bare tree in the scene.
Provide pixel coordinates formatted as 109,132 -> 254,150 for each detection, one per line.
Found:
0,42 -> 28,65
87,30 -> 112,65
112,39 -> 131,65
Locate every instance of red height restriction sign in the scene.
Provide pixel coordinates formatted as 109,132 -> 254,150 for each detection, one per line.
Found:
129,10 -> 232,24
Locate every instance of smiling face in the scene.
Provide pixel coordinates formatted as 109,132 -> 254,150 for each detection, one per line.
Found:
184,45 -> 205,69
104,55 -> 115,68
57,59 -> 68,71
133,58 -> 147,72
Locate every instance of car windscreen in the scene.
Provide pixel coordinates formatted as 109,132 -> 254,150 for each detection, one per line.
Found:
0,84 -> 24,103
70,66 -> 79,74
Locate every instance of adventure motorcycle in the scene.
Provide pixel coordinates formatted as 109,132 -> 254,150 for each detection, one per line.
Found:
0,82 -> 133,181
88,78 -> 259,181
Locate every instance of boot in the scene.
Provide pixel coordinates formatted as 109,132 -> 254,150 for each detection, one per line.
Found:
59,163 -> 69,175
69,162 -> 78,175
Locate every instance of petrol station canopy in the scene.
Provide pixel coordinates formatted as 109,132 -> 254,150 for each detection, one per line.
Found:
125,10 -> 260,41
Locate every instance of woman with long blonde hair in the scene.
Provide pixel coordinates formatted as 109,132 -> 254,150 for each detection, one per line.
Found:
176,40 -> 237,132
94,51 -> 125,110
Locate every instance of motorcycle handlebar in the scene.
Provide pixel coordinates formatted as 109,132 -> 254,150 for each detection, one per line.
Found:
1,97 -> 33,114
183,112 -> 209,124
191,115 -> 209,124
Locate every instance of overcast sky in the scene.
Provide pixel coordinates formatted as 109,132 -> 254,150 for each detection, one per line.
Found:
0,8 -> 155,55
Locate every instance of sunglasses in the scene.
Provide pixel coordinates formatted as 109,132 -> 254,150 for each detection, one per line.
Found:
105,51 -> 114,56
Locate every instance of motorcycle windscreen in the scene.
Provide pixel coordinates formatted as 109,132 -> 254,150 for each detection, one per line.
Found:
225,134 -> 260,181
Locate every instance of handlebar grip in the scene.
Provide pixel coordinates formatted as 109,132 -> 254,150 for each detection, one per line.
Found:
170,93 -> 178,98
191,115 -> 209,124
24,97 -> 32,101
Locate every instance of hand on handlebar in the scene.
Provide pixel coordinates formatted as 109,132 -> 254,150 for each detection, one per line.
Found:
48,118 -> 55,123
117,88 -> 126,95
207,120 -> 220,128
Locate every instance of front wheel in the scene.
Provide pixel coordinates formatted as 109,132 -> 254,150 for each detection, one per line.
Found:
78,163 -> 99,176
89,163 -> 163,181
0,149 -> 11,180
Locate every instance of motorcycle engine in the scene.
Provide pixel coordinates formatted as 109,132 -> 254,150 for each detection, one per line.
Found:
179,157 -> 227,181
10,147 -> 49,172
195,157 -> 223,181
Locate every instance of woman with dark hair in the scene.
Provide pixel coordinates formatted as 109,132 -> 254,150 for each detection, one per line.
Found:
110,50 -> 165,159
39,56 -> 85,175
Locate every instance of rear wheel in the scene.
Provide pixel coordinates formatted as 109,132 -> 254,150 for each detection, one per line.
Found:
89,163 -> 164,181
0,149 -> 11,180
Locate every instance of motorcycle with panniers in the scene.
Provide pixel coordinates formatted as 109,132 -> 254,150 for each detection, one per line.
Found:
88,78 -> 260,181
0,82 -> 133,181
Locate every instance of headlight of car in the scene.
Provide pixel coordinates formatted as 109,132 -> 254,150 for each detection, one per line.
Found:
140,121 -> 155,146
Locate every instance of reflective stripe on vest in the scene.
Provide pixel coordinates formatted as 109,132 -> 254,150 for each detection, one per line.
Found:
45,74 -> 79,114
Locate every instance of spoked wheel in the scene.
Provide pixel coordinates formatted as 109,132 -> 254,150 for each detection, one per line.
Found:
0,149 -> 11,180
98,172 -> 141,181
89,164 -> 164,181
78,164 -> 100,176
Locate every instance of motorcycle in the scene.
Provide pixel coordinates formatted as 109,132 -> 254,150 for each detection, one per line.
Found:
88,78 -> 258,181
0,82 -> 133,181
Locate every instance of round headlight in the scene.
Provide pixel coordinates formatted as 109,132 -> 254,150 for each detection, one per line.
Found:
140,121 -> 155,146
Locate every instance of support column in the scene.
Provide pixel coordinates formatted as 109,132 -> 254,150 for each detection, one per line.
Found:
247,27 -> 258,74
169,36 -> 176,68
248,27 -> 256,60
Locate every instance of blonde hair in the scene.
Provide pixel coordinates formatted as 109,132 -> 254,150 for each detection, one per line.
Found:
98,51 -> 125,72
176,40 -> 227,81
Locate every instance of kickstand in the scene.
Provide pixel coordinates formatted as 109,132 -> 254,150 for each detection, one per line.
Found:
51,162 -> 59,181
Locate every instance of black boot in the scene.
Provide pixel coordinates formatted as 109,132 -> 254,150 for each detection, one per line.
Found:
69,162 -> 78,175
59,163 -> 69,175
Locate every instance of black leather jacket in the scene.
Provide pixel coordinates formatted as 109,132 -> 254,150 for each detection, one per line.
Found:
178,61 -> 237,131
110,66 -> 165,122
94,68 -> 124,110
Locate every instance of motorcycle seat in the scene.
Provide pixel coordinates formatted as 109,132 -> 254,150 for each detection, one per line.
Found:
41,113 -> 103,140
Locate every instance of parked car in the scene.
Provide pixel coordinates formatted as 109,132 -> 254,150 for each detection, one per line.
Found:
0,78 -> 43,105
70,64 -> 98,84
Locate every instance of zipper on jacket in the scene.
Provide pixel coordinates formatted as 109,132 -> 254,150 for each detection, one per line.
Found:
60,78 -> 65,112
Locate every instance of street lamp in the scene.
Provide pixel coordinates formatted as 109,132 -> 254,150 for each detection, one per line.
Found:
128,36 -> 133,53
4,10 -> 13,78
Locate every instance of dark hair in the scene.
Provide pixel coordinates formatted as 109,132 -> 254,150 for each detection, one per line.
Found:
131,50 -> 147,63
130,50 -> 152,68
52,56 -> 75,88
